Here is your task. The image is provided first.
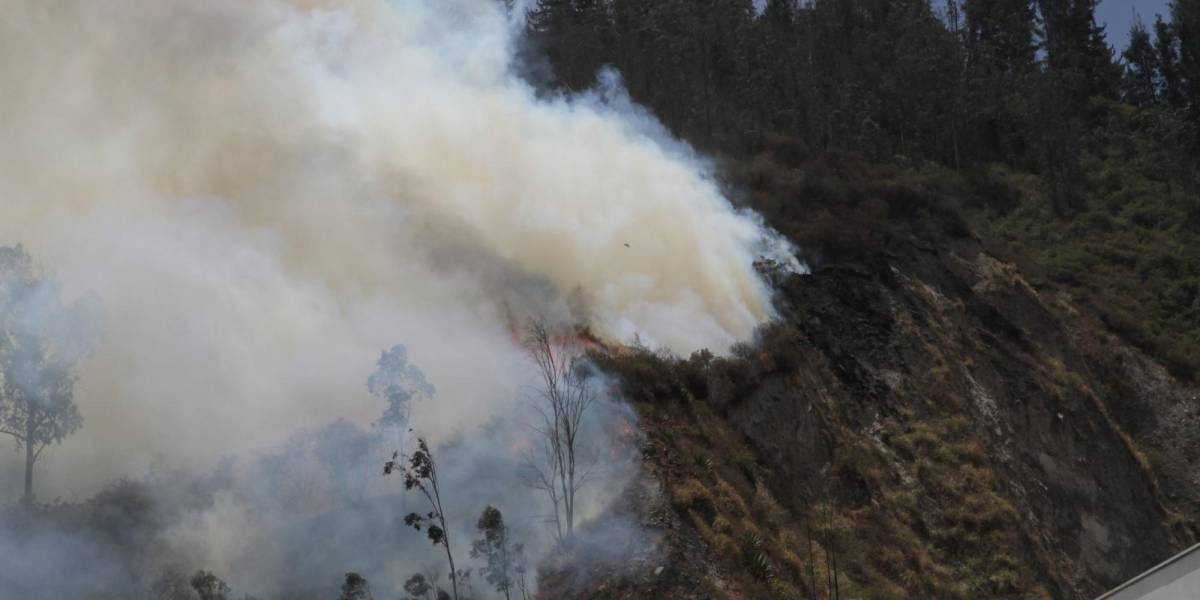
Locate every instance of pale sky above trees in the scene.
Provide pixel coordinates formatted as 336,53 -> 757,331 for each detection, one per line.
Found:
1100,0 -> 1171,51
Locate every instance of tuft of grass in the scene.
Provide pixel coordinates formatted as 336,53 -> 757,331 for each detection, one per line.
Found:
738,529 -> 763,551
744,545 -> 774,582
672,478 -> 714,515
712,515 -> 733,534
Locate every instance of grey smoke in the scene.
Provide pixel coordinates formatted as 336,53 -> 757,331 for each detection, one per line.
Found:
0,0 -> 796,597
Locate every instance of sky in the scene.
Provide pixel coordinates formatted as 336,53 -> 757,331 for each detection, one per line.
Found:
750,1 -> 1174,57
1101,0 -> 1173,53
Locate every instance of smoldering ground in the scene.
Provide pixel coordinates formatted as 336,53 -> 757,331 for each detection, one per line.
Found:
0,0 -> 796,597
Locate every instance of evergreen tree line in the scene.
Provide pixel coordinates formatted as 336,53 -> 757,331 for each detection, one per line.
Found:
524,0 -> 1200,201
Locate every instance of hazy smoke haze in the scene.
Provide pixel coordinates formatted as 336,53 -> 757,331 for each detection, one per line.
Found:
0,0 -> 794,595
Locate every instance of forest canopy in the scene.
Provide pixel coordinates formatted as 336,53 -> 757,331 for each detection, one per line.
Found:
524,0 -> 1200,378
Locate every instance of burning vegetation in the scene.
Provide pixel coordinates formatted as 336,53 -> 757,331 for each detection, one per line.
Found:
4,0 -> 1200,598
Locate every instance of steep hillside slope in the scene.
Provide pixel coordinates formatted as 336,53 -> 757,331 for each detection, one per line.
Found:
550,233 -> 1199,599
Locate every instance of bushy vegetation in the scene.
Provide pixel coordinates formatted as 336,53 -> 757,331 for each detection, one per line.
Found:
992,106 -> 1200,379
595,324 -> 1058,598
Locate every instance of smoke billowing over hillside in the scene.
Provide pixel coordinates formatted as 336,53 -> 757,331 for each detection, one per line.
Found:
0,0 -> 795,597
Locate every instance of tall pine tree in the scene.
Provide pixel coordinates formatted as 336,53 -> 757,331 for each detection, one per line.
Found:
1173,0 -> 1200,128
1123,18 -> 1160,106
1038,0 -> 1119,102
964,0 -> 1038,160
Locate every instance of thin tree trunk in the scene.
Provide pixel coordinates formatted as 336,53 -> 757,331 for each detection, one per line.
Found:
434,489 -> 459,600
953,126 -> 961,170
566,441 -> 576,537
827,500 -> 840,600
824,504 -> 834,599
831,519 -> 840,600
23,407 -> 35,506
551,493 -> 563,544
805,519 -> 817,599
444,539 -> 459,600
556,416 -> 570,539
422,457 -> 459,600
500,541 -> 512,600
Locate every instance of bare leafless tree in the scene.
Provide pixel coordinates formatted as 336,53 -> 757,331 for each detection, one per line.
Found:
521,321 -> 597,542
520,436 -> 564,541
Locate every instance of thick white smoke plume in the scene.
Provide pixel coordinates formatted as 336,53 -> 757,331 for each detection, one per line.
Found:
0,0 -> 796,596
